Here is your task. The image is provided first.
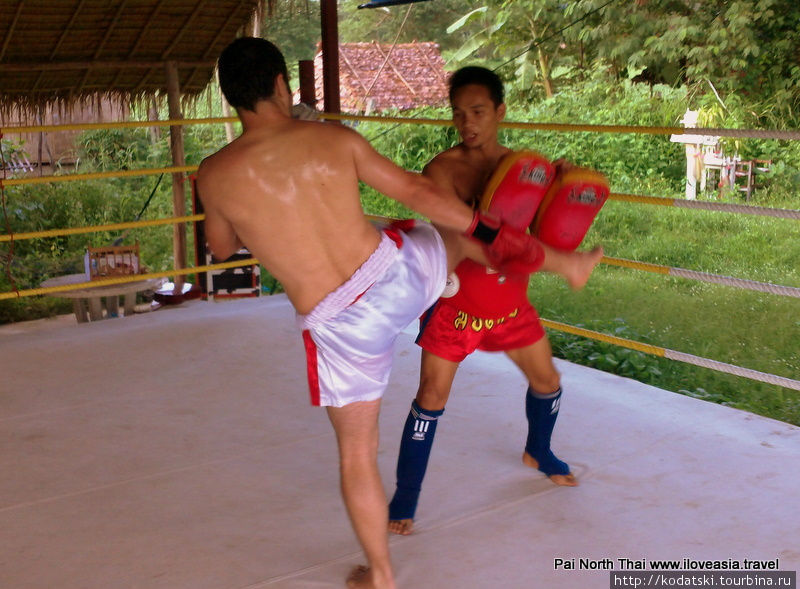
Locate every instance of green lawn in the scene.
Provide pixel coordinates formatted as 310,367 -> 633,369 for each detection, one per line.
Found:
530,200 -> 800,425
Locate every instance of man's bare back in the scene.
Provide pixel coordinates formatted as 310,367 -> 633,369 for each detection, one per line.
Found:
198,118 -> 382,314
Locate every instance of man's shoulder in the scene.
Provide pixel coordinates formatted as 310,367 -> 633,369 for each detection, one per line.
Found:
424,146 -> 465,173
198,142 -> 239,176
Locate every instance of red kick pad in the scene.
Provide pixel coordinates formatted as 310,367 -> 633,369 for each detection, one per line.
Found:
478,150 -> 555,230
531,167 -> 609,250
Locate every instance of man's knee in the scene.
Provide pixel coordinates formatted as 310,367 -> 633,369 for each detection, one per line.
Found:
415,379 -> 450,411
528,370 -> 560,395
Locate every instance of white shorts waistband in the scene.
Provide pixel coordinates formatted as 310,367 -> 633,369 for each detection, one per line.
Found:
298,232 -> 398,329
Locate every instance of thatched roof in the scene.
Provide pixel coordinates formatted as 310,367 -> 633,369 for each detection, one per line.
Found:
0,0 -> 262,116
308,41 -> 449,113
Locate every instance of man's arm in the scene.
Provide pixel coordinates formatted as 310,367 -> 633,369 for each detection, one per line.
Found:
196,160 -> 244,261
349,129 -> 475,232
422,158 -> 495,267
349,127 -> 550,275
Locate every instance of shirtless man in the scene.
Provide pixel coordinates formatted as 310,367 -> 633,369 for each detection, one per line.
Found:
197,40 -> 601,589
388,66 -> 601,536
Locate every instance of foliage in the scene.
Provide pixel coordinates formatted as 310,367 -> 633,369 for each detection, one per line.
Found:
1,135 -> 30,165
501,67 -> 688,193
354,106 -> 458,217
337,0 -> 480,51
567,0 -> 800,122
0,124 -> 221,323
263,0 -> 320,66
547,318 -> 664,384
445,0 -> 579,99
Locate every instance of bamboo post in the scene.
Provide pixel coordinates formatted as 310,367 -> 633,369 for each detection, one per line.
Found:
165,61 -> 187,293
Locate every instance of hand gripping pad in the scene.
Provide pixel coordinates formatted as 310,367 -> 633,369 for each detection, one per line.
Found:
479,150 -> 556,230
531,167 -> 609,250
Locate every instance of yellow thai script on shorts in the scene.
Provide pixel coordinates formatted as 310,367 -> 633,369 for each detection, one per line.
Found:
454,308 -> 519,332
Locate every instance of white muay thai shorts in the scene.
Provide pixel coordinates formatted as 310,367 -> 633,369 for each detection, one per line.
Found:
297,221 -> 447,407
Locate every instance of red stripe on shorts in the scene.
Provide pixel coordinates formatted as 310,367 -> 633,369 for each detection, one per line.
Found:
383,220 -> 411,249
302,329 -> 321,406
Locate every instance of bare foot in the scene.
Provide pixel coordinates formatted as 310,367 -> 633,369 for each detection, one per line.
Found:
346,565 -> 395,589
388,518 -> 414,536
347,566 -> 372,588
522,451 -> 579,487
565,246 -> 603,290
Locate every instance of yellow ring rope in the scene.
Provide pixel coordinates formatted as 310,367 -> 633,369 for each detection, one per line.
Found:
540,318 -> 666,356
0,257 -> 257,300
3,113 -> 800,141
0,215 -> 203,242
3,115 -> 796,392
1,165 -> 196,187
540,318 -> 800,391
318,113 -> 800,141
1,117 -> 238,134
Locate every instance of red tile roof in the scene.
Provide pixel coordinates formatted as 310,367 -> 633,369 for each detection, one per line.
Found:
309,42 -> 449,113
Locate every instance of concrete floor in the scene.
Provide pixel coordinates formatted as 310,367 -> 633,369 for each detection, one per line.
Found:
2,295 -> 798,589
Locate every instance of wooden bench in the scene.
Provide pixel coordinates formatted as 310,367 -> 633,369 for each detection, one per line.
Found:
40,274 -> 164,323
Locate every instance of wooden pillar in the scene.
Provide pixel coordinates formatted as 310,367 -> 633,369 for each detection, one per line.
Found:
165,61 -> 187,293
320,0 -> 340,114
299,60 -> 316,107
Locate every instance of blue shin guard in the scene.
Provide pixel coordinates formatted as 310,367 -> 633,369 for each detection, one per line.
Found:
388,400 -> 444,521
525,387 -> 570,476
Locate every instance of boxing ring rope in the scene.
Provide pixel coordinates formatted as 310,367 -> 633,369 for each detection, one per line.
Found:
4,217 -> 797,299
5,113 -> 800,141
601,256 -> 800,298
608,193 -> 800,220
0,257 -> 257,300
0,215 -> 203,243
540,319 -> 800,392
3,252 -> 797,393
1,117 -> 797,393
4,116 -> 800,220
318,113 -> 800,142
0,165 -> 196,187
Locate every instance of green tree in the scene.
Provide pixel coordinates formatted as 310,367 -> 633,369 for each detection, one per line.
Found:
337,0 -> 480,53
568,0 -> 800,123
263,0 -> 321,66
446,1 -> 582,99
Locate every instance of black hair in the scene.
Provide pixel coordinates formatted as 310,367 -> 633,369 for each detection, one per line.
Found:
448,66 -> 504,107
217,37 -> 289,112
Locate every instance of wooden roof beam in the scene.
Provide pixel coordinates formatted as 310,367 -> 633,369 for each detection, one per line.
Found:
201,0 -> 250,59
0,60 -> 215,72
77,0 -> 130,94
49,0 -> 89,60
191,0 -> 253,97
161,1 -> 205,60
0,0 -> 25,62
93,0 -> 129,60
128,0 -> 168,58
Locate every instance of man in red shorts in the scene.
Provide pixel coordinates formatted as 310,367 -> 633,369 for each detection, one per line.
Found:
388,66 -> 599,535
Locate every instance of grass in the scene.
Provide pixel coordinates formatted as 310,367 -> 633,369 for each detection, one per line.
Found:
530,199 -> 800,426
